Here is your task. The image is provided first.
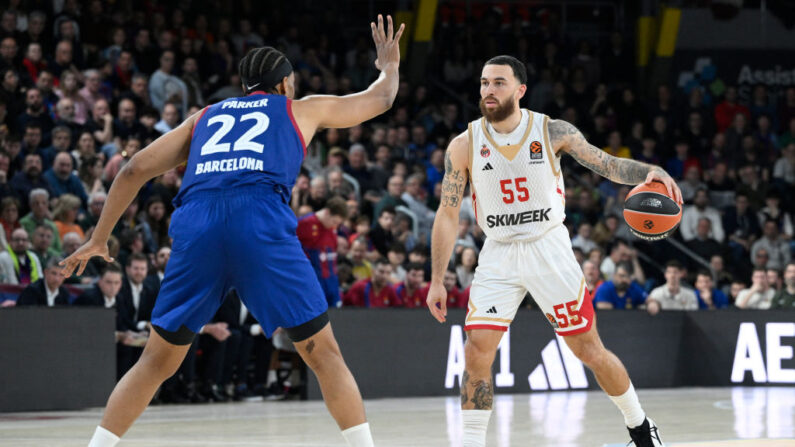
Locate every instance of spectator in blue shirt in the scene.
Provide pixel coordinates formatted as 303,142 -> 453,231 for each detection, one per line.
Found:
593,262 -> 648,310
43,152 -> 88,207
694,269 -> 729,309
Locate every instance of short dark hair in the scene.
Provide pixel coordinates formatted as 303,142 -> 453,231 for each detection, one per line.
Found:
325,197 -> 348,219
696,269 -> 712,278
126,252 -> 148,267
615,261 -> 633,275
379,206 -> 396,218
373,257 -> 391,268
406,262 -> 424,272
387,243 -> 406,255
410,245 -> 428,257
102,262 -> 123,277
33,223 -> 53,234
484,55 -> 527,84
666,260 -> 683,270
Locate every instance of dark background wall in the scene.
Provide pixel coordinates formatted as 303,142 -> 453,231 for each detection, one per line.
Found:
0,308 -> 116,412
308,309 -> 795,400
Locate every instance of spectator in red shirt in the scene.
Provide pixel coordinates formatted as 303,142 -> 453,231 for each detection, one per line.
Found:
296,197 -> 348,307
444,268 -> 467,308
343,258 -> 402,307
396,262 -> 427,308
714,86 -> 750,133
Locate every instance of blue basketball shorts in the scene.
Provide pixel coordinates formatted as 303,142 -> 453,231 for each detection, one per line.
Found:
151,186 -> 329,337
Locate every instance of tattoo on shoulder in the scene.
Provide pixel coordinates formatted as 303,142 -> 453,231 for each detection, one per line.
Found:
548,119 -> 580,144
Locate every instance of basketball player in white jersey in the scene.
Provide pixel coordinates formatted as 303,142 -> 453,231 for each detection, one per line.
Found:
427,56 -> 682,447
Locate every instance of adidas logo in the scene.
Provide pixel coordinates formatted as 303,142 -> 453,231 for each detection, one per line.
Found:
482,163 -> 494,171
528,336 -> 588,390
486,306 -> 497,314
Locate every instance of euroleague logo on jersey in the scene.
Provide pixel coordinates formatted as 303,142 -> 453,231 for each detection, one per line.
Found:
480,144 -> 491,158
529,141 -> 543,160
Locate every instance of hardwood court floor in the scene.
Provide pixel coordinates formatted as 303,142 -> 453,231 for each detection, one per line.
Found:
0,387 -> 793,446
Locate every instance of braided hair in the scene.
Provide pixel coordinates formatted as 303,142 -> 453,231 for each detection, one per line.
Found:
238,46 -> 293,94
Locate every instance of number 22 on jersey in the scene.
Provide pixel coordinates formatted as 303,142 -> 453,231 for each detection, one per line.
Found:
201,112 -> 270,156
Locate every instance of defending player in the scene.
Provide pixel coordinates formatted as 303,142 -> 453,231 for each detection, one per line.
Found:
61,15 -> 404,447
427,56 -> 682,447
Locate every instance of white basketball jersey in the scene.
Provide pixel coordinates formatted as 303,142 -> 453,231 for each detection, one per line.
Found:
467,109 -> 566,242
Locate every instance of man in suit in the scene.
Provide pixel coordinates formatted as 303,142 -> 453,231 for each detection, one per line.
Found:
74,262 -> 141,379
143,246 -> 170,296
119,253 -> 156,332
213,289 -> 273,401
114,253 -> 157,376
16,256 -> 70,306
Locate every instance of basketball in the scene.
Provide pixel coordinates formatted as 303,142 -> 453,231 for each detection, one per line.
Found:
623,181 -> 682,241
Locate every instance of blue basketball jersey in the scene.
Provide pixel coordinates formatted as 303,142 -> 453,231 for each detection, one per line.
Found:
151,91 -> 327,337
174,91 -> 305,206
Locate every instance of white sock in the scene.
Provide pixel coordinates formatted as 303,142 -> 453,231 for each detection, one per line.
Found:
266,370 -> 277,387
341,422 -> 374,447
608,382 -> 646,428
462,409 -> 492,447
87,426 -> 120,447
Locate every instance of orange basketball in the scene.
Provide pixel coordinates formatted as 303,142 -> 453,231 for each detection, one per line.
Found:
623,180 -> 682,241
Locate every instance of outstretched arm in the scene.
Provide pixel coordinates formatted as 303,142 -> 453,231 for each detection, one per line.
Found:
291,15 -> 404,140
548,119 -> 682,204
427,132 -> 469,323
61,111 -> 199,276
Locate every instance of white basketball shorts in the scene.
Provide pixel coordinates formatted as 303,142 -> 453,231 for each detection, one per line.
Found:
465,224 -> 595,336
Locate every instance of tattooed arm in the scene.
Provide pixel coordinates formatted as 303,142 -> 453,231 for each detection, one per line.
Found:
427,132 -> 469,323
548,119 -> 683,203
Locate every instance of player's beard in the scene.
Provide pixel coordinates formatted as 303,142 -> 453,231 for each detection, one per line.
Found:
479,95 -> 516,123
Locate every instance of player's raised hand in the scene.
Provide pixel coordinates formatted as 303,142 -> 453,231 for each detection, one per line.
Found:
426,282 -> 448,323
60,238 -> 113,277
370,14 -> 405,72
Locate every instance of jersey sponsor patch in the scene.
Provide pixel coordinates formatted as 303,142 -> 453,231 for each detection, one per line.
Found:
529,140 -> 543,160
482,162 -> 494,171
485,208 -> 551,228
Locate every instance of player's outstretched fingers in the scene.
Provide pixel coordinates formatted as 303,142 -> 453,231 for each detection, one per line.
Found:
76,259 -> 89,276
59,258 -> 77,278
387,14 -> 393,39
394,23 -> 405,42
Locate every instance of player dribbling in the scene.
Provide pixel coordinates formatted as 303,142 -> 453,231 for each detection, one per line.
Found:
427,55 -> 682,447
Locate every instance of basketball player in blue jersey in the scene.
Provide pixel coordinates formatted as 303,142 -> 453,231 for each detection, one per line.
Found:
61,15 -> 404,447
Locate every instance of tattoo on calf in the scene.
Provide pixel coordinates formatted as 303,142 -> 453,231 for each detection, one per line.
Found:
470,378 -> 494,410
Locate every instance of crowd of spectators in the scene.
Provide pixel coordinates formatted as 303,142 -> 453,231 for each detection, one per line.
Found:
0,1 -> 794,403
